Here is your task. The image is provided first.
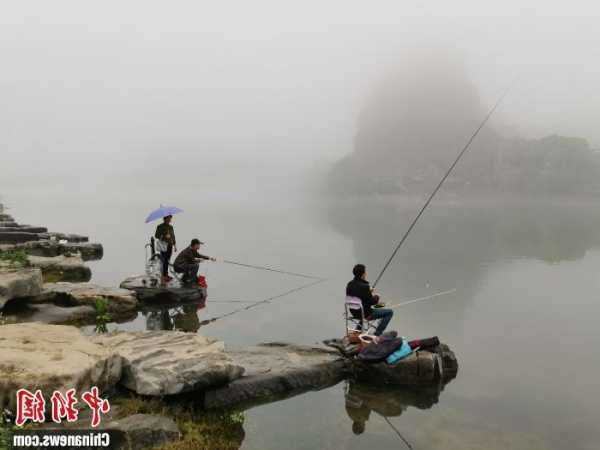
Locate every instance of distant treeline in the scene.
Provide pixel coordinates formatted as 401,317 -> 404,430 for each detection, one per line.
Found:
328,55 -> 600,198
330,134 -> 600,197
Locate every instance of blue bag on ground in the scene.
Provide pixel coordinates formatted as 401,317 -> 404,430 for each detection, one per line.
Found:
386,339 -> 413,364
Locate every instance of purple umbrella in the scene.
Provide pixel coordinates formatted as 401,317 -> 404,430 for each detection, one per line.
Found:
145,205 -> 184,223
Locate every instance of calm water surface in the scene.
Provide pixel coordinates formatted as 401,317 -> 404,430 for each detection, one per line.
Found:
4,183 -> 599,450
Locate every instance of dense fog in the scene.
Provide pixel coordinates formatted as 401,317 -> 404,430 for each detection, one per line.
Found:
2,1 -> 600,195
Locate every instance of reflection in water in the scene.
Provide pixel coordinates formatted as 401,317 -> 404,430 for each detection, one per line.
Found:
344,379 -> 448,436
325,199 -> 600,297
142,300 -> 206,332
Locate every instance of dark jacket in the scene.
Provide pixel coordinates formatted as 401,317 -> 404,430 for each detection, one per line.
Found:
174,246 -> 210,268
346,277 -> 377,318
155,223 -> 176,245
356,337 -> 404,363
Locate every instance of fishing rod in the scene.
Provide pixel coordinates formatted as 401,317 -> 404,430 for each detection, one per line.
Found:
372,82 -> 515,288
222,259 -> 325,281
386,288 -> 456,309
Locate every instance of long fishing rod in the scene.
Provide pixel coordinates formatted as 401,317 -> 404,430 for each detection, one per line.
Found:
372,82 -> 515,288
387,288 -> 456,309
222,259 -> 325,281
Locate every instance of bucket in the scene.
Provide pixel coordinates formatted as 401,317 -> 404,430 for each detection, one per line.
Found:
358,334 -> 377,350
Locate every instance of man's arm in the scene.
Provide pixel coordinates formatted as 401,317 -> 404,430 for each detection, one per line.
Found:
194,251 -> 216,262
359,283 -> 376,307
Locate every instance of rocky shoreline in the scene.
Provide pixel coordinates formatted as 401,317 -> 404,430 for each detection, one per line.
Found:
0,202 -> 459,449
0,203 -> 206,325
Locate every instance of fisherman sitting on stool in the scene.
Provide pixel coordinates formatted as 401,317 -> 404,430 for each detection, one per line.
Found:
346,264 -> 393,336
173,238 -> 216,284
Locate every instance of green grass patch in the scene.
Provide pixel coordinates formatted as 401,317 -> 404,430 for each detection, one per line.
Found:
94,298 -> 112,333
0,249 -> 28,268
114,395 -> 245,450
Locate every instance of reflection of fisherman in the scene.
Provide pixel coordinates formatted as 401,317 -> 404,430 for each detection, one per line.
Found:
173,239 -> 216,284
172,304 -> 204,332
145,309 -> 172,331
155,215 -> 177,283
144,302 -> 205,332
345,387 -> 371,435
345,381 -> 414,435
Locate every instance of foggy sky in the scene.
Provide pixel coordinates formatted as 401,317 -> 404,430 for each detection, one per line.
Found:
2,1 -> 600,185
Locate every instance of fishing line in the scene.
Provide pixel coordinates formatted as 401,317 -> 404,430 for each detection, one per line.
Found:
381,415 -> 414,450
199,278 -> 327,326
387,288 -> 456,309
372,81 -> 516,288
222,259 -> 325,280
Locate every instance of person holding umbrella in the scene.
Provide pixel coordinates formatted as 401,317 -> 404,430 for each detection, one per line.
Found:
155,215 -> 177,283
145,205 -> 184,284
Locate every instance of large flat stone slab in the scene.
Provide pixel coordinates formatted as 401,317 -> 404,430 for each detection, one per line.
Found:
203,343 -> 349,410
31,282 -> 138,314
0,323 -> 121,412
92,331 -> 244,396
0,267 -> 43,309
27,254 -> 92,282
39,232 -> 89,243
2,240 -> 104,261
0,226 -> 48,234
0,231 -> 40,244
121,275 -> 206,302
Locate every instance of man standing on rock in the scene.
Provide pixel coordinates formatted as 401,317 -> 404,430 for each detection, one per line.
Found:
346,264 -> 393,336
174,238 -> 216,284
155,215 -> 177,283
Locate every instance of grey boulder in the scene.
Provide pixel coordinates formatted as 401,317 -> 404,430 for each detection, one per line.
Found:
0,267 -> 43,309
92,331 -> 245,396
27,254 -> 92,282
106,414 -> 180,450
203,342 -> 350,410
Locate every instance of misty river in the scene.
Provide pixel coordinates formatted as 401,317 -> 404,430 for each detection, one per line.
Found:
3,182 -> 599,450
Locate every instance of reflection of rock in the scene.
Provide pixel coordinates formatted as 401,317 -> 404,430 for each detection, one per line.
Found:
344,378 -> 449,434
106,414 -> 181,450
121,275 -> 207,302
92,331 -> 245,396
0,266 -> 43,309
0,301 -> 137,326
0,323 -> 121,412
27,254 -> 92,282
325,201 -> 600,299
7,302 -> 96,324
142,302 -> 205,332
28,282 -> 139,314
203,343 -> 349,410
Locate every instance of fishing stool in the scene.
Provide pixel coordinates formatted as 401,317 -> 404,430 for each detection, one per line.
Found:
344,296 -> 378,336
